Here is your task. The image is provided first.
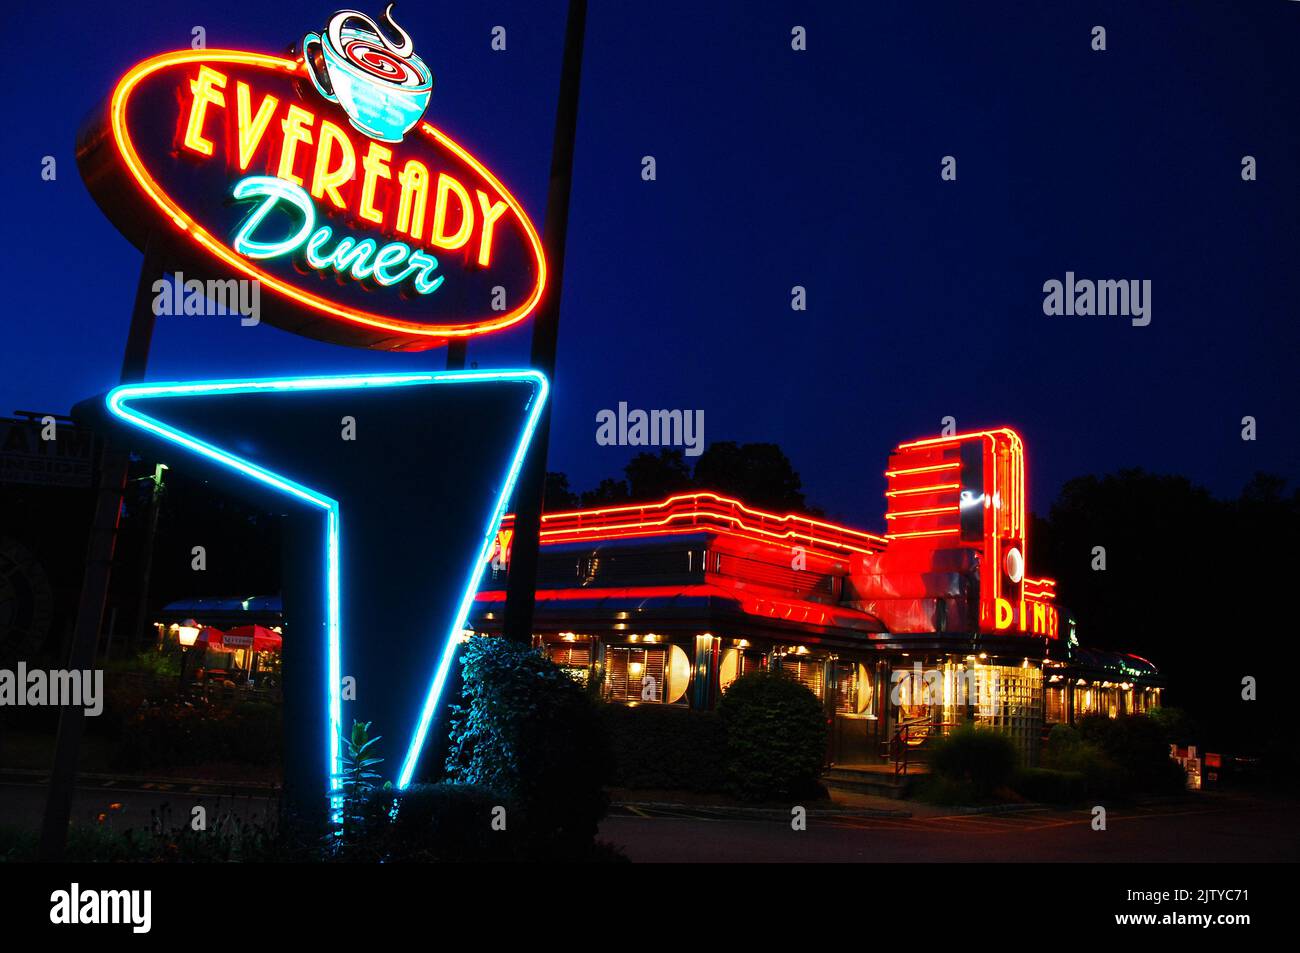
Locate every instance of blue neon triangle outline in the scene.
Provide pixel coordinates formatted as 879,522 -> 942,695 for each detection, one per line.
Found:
106,369 -> 548,796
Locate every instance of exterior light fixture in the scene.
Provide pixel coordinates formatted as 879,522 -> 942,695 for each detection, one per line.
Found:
177,620 -> 201,647
1004,546 -> 1024,583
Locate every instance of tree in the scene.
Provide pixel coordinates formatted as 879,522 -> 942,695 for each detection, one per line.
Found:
624,448 -> 693,502
1037,468 -> 1294,753
691,441 -> 809,513
579,477 -> 630,508
543,472 -> 579,510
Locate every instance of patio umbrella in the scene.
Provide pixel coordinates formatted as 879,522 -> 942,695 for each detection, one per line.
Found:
225,624 -> 282,652
194,626 -> 225,647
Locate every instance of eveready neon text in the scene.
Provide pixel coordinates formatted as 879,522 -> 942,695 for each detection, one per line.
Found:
180,66 -> 512,272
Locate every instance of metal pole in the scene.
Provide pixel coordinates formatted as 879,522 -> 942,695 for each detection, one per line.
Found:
130,462 -> 167,656
502,0 -> 587,644
445,339 -> 467,370
39,234 -> 164,860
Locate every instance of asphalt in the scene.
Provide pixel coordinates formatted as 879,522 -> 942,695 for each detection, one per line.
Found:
2,770 -> 1294,863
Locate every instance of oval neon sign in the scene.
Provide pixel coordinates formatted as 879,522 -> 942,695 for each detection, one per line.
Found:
78,49 -> 546,350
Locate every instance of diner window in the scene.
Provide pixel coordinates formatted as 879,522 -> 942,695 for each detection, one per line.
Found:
832,662 -> 873,715
546,638 -> 593,687
605,646 -> 667,703
548,643 -> 592,668
719,648 -> 763,693
1045,686 -> 1067,723
781,656 -> 824,700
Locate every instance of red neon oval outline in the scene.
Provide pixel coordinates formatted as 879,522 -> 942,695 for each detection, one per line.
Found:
109,49 -> 546,340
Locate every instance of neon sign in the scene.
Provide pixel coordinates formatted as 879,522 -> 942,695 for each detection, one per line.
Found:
302,6 -> 433,143
78,14 -> 546,349
883,428 -> 1060,638
102,370 -> 549,801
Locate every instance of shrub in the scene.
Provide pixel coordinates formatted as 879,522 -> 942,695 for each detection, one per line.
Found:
110,696 -> 282,769
1042,723 -> 1129,799
444,638 -> 613,859
600,704 -> 729,792
1146,706 -> 1197,745
1012,767 -> 1086,804
927,725 -> 1019,799
718,670 -> 827,801
1078,714 -> 1187,795
355,783 -> 522,862
917,775 -> 977,806
0,803 -> 295,863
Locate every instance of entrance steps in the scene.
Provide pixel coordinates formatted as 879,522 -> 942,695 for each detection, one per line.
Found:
822,763 -> 927,799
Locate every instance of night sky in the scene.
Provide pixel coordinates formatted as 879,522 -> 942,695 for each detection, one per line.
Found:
2,0 -> 1296,532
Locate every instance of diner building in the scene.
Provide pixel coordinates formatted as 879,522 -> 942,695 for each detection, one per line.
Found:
471,429 -> 1163,766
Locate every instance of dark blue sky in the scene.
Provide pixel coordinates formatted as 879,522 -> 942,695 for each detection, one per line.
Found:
3,0 -> 1296,531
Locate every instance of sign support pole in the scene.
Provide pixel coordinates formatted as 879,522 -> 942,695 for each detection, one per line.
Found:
39,234 -> 164,860
503,0 -> 587,644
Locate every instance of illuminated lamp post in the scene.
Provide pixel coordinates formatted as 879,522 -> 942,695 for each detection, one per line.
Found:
176,619 -> 201,692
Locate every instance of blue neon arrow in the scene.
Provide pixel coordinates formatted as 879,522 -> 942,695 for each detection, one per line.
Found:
105,370 -> 547,800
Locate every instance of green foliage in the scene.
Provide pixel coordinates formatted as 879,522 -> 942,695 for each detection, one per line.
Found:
718,669 -> 827,800
0,802 -> 298,863
600,704 -> 729,792
926,725 -> 1019,799
333,719 -> 385,856
1146,706 -> 1197,745
1042,723 -> 1130,799
1011,767 -> 1086,804
105,647 -> 181,678
1077,714 -> 1186,794
110,696 -> 281,769
445,638 -> 613,858
354,783 -> 521,862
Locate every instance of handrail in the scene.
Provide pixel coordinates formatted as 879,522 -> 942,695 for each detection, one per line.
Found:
890,720 -> 956,777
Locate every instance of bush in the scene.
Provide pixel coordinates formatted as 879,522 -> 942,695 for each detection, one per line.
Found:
600,704 -> 729,792
1012,767 -> 1086,804
353,783 -> 522,862
444,638 -> 613,859
1042,724 -> 1130,800
1146,706 -> 1197,745
110,696 -> 282,770
927,725 -> 1019,799
2,804 -> 295,863
718,670 -> 827,801
1078,714 -> 1187,795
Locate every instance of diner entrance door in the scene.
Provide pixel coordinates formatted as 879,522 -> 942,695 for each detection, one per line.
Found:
828,660 -> 883,764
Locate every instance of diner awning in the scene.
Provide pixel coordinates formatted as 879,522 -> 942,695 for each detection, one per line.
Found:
474,583 -> 885,634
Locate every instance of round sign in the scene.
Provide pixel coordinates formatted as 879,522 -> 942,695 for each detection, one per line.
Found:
78,49 -> 546,350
